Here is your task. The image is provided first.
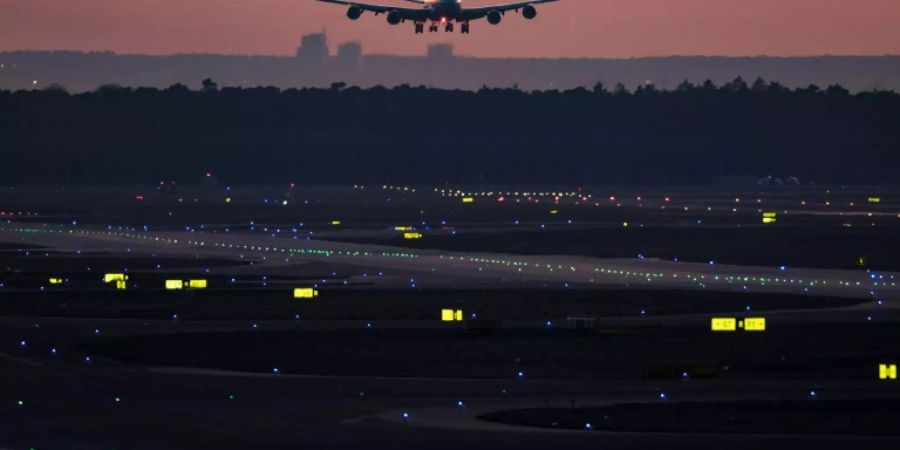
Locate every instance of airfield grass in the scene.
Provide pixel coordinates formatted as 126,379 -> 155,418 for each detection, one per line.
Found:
81,322 -> 900,380
0,283 -> 864,320
479,399 -> 900,436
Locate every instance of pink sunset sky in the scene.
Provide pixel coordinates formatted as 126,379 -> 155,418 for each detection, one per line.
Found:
1,0 -> 899,58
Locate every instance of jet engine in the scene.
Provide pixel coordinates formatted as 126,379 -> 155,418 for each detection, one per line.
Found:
487,10 -> 502,25
346,6 -> 363,20
387,10 -> 402,25
522,5 -> 537,19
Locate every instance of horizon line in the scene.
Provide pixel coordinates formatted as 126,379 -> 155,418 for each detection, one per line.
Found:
4,48 -> 900,60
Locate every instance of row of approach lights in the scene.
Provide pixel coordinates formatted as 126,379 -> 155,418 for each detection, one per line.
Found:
437,189 -> 582,198
352,184 -> 419,193
357,185 -> 886,206
443,191 -> 887,207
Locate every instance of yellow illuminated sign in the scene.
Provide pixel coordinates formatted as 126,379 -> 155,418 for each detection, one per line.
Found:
395,226 -> 413,231
713,317 -> 766,332
857,257 -> 867,266
550,209 -> 558,215
761,212 -> 777,224
868,197 -> 881,204
403,232 -> 423,240
879,364 -> 897,380
743,317 -> 766,331
293,287 -> 319,299
189,279 -> 207,289
711,317 -> 737,331
165,280 -> 184,290
330,220 -> 341,225
441,309 -> 464,322
104,273 -> 128,290
48,278 -> 63,285
461,197 -> 474,203
104,273 -> 127,283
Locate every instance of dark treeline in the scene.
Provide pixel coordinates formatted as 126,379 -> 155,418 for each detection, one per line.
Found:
1,78 -> 898,186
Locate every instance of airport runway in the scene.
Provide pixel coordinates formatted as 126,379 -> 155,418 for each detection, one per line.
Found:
1,223 -> 897,300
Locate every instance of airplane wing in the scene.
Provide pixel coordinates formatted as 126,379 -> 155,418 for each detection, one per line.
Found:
315,0 -> 429,21
460,0 -> 558,20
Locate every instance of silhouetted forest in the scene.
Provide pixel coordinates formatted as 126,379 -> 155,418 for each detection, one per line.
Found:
1,79 -> 898,186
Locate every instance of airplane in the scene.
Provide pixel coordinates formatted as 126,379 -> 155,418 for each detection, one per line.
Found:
315,0 -> 559,34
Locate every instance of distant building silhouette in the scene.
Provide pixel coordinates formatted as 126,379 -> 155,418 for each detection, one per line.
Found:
296,33 -> 329,69
3,33 -> 900,92
334,42 -> 362,78
427,43 -> 454,62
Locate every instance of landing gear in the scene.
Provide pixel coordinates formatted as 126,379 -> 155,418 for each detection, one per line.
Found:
416,20 -> 469,34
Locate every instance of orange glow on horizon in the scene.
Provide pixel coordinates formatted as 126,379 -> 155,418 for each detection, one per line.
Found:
1,1 -> 899,58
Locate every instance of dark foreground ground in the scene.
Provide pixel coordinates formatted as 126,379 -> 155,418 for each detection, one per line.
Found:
1,283 -> 897,450
480,399 -> 900,435
82,322 -> 898,380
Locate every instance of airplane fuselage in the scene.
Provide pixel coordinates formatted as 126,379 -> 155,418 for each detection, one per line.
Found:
320,0 -> 554,34
425,0 -> 463,21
